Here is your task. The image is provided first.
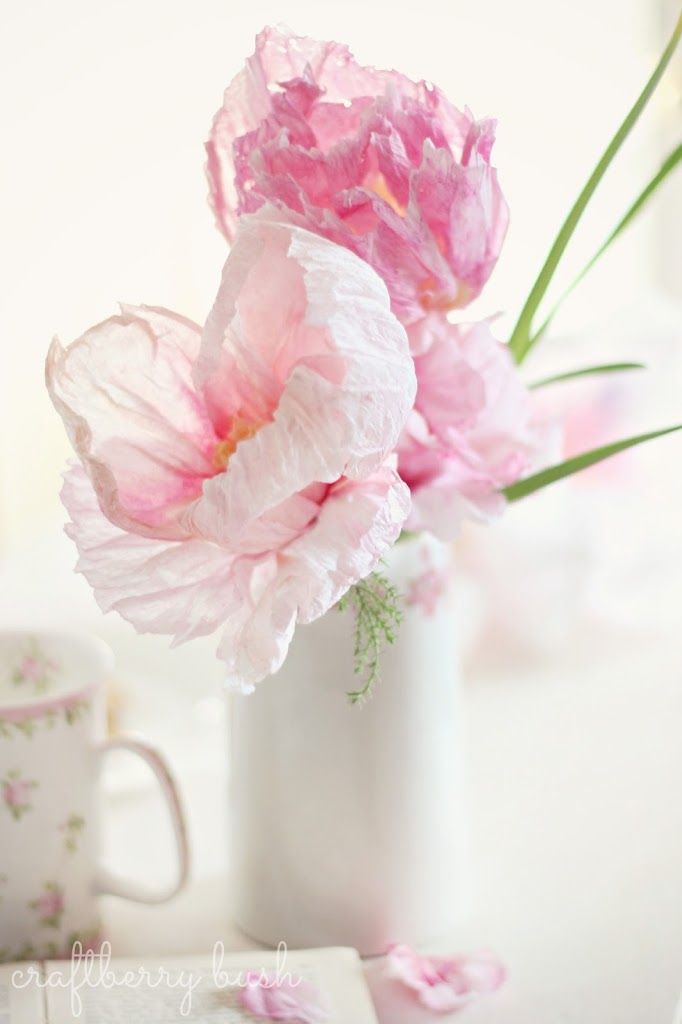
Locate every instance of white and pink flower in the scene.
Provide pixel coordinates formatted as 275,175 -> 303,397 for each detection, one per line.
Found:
207,26 -> 508,326
47,212 -> 415,690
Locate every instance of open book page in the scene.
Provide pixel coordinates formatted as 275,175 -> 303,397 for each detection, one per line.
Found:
39,946 -> 378,1024
0,964 -> 45,1024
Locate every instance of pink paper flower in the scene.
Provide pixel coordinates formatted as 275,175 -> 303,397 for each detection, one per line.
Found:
397,315 -> 551,539
47,212 -> 415,691
206,26 -> 508,326
239,972 -> 328,1023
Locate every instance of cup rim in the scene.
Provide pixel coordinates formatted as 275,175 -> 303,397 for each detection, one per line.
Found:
0,629 -> 114,719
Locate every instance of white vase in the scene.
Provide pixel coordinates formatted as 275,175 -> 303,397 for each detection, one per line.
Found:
228,535 -> 467,955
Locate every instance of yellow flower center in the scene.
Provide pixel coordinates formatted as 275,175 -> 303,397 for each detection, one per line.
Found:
418,276 -> 473,313
212,416 -> 261,471
368,172 -> 406,217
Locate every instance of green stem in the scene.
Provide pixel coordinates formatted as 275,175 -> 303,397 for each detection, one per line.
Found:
508,12 -> 682,364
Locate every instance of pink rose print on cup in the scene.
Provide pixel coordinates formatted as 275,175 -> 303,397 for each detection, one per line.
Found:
29,882 -> 65,930
1,770 -> 38,821
12,639 -> 59,693
239,971 -> 329,1023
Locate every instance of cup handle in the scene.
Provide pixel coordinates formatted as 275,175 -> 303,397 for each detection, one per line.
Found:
95,736 -> 189,903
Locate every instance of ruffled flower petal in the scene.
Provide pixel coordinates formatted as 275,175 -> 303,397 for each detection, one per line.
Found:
191,211 -> 415,544
46,306 -> 217,540
61,465 -> 241,646
216,465 -> 410,688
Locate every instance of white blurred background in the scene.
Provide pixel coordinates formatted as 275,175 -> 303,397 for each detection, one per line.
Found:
1,3 -> 682,1016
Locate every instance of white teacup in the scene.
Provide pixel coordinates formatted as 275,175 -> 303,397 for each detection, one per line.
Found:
0,630 -> 188,962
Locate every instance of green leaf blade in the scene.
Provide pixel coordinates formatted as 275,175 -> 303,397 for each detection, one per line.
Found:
530,142 -> 682,346
529,362 -> 645,389
508,13 -> 682,363
503,425 -> 682,502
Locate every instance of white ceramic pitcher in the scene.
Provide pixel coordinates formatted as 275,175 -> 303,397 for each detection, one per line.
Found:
229,536 -> 467,955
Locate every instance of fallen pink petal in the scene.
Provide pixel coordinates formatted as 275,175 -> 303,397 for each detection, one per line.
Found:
239,972 -> 329,1023
366,945 -> 506,1021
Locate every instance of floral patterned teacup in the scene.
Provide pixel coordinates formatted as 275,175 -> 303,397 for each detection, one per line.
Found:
0,630 -> 189,962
